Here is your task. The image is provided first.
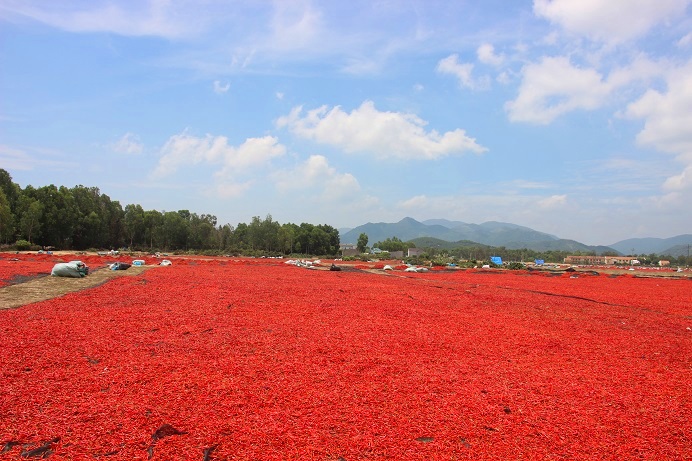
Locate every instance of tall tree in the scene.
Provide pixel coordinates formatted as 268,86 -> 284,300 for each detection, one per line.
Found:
143,209 -> 164,249
218,223 -> 234,251
161,211 -> 188,250
123,204 -> 145,248
0,189 -> 14,243
278,223 -> 297,254
0,169 -> 20,214
357,233 -> 369,253
19,199 -> 43,244
71,185 -> 102,249
101,194 -> 124,249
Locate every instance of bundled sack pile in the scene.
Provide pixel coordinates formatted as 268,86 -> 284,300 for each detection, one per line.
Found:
51,261 -> 89,278
109,262 -> 131,271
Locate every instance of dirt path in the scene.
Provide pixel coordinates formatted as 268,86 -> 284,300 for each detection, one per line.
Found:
0,266 -> 151,310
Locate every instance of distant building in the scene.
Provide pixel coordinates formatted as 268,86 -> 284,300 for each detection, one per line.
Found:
563,255 -> 640,265
408,248 -> 425,257
340,243 -> 359,257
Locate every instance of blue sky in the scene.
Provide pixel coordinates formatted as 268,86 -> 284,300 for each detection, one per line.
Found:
1,0 -> 691,245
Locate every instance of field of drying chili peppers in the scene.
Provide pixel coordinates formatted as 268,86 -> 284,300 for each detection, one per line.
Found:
1,253 -> 690,460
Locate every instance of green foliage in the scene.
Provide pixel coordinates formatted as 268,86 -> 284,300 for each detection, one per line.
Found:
404,254 -> 429,265
357,233 -> 368,253
373,236 -> 412,252
14,239 -> 32,250
506,262 -> 525,270
0,188 -> 14,244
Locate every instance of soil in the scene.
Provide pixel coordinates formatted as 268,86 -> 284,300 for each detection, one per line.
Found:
0,265 -> 150,310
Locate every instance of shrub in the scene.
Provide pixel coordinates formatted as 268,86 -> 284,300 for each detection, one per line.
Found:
506,262 -> 525,270
14,239 -> 32,251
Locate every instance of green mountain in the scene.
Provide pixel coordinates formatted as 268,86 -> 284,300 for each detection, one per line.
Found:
340,217 -> 615,253
658,244 -> 692,258
608,234 -> 692,255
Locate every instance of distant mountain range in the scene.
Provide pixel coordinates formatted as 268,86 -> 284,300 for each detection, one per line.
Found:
607,235 -> 692,257
339,217 -> 689,255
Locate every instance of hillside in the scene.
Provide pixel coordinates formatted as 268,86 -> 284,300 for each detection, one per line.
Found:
658,244 -> 691,258
609,234 -> 692,255
340,217 -> 615,253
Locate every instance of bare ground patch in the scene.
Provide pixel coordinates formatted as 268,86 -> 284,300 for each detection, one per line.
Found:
0,266 -> 151,310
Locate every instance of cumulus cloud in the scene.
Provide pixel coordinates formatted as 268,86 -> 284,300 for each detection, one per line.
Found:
505,56 -> 611,124
436,54 -> 489,90
152,131 -> 285,179
274,155 -> 360,200
213,80 -> 230,94
112,132 -> 143,154
276,100 -> 486,160
477,43 -> 505,67
625,62 -> 692,190
533,0 -> 690,44
625,64 -> 692,156
507,53 -> 667,124
663,167 -> 692,191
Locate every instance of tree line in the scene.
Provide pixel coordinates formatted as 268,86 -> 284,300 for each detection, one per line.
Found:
369,235 -> 691,266
0,169 -> 340,256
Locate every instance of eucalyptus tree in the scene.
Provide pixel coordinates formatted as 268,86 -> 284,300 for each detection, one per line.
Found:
0,189 -> 14,244
123,204 -> 146,249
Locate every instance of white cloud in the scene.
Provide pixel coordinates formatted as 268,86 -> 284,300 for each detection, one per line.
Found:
213,80 -> 230,94
663,166 -> 692,191
606,54 -> 665,89
537,194 -> 567,209
216,136 -> 286,178
268,1 -> 323,52
0,0 -> 208,39
505,56 -> 611,124
678,32 -> 692,48
152,131 -> 285,178
274,155 -> 360,200
112,132 -> 143,154
626,63 -> 692,156
215,181 -> 253,198
496,71 -> 511,85
276,100 -> 487,160
533,0 -> 690,44
477,43 -> 505,67
511,180 -> 552,190
625,62 -> 692,190
0,145 -> 33,170
436,54 -> 488,90
398,195 -> 431,209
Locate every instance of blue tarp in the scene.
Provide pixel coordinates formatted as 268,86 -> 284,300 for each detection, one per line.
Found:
490,256 -> 503,265
535,259 -> 545,265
